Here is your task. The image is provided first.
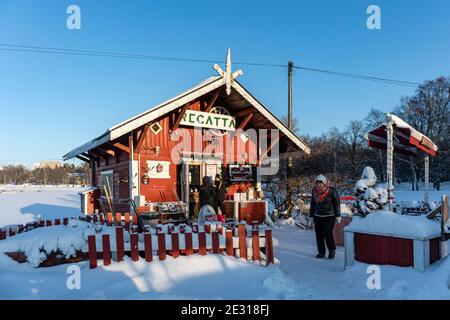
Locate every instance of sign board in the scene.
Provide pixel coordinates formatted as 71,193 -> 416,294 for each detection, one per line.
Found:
180,110 -> 236,131
147,160 -> 171,179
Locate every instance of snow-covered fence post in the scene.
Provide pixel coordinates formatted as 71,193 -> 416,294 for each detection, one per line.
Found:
252,225 -> 260,262
158,232 -> 166,260
115,227 -> 125,262
198,231 -> 207,255
185,232 -> 193,255
46,220 -> 52,227
63,218 -> 68,226
39,220 -> 44,227
265,228 -> 274,265
54,219 -> 60,226
238,223 -> 247,259
424,156 -> 430,203
171,233 -> 180,258
144,232 -> 152,262
9,227 -> 15,237
212,231 -> 220,254
386,117 -> 394,210
88,235 -> 97,269
18,225 -> 24,233
0,229 -> 5,240
107,213 -> 113,226
130,233 -> 139,261
225,229 -> 233,256
102,234 -> 111,266
115,213 -> 122,225
204,223 -> 211,234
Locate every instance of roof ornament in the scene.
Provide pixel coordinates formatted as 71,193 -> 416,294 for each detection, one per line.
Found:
213,48 -> 243,95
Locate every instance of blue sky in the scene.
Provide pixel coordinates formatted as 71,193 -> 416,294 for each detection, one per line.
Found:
0,0 -> 449,167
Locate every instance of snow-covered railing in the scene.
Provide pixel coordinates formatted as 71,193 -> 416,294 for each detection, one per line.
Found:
1,213 -> 275,268
86,222 -> 275,269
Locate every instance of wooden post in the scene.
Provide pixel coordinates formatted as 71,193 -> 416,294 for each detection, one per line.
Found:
115,227 -> 125,262
130,233 -> 139,261
88,235 -> 97,269
55,219 -> 61,226
125,212 -> 130,225
115,212 -> 122,225
9,227 -> 15,237
238,224 -> 247,260
424,156 -> 430,203
100,214 -> 105,224
386,117 -> 394,209
171,233 -> 180,258
344,231 -> 355,268
205,223 -> 211,234
144,233 -> 152,262
18,225 -> 24,233
63,218 -> 68,226
46,220 -> 52,227
441,195 -> 449,236
265,228 -> 274,265
252,227 -> 260,261
102,234 -> 111,266
198,232 -> 207,255
158,232 -> 166,260
40,220 -> 44,227
212,231 -> 220,254
0,229 -> 6,240
132,214 -> 138,225
185,232 -> 193,255
93,215 -> 98,223
107,212 -> 113,225
225,229 -> 233,256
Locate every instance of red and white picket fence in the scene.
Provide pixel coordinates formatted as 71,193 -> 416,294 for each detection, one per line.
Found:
87,222 -> 274,269
0,216 -> 76,240
0,212 -> 275,268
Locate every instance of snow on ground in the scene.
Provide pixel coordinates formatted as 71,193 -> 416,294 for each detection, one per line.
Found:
0,185 -> 85,228
0,184 -> 450,299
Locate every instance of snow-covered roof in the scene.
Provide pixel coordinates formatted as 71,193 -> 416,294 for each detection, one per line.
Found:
365,113 -> 438,157
63,75 -> 310,160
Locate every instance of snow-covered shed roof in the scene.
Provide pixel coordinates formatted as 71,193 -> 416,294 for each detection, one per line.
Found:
63,74 -> 310,160
365,113 -> 438,157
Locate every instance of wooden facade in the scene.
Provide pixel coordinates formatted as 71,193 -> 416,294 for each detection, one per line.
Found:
64,58 -> 310,217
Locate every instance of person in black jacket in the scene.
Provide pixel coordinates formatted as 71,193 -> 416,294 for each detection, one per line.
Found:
212,173 -> 226,214
199,176 -> 214,209
310,174 -> 341,259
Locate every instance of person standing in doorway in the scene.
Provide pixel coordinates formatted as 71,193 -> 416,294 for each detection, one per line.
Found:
199,176 -> 214,209
310,174 -> 341,259
213,173 -> 226,215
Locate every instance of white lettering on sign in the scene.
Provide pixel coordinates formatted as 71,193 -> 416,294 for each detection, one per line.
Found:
180,110 -> 236,131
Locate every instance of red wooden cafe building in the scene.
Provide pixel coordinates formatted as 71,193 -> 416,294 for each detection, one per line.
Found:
63,49 -> 310,224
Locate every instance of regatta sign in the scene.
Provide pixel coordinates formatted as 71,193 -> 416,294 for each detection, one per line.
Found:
180,110 -> 236,131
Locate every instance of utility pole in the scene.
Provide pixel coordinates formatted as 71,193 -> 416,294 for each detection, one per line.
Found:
286,61 -> 294,215
287,61 -> 293,131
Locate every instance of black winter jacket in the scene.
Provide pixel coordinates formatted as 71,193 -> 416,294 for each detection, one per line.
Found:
310,187 -> 341,219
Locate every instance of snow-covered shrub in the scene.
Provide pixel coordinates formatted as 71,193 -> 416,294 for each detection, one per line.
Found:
354,166 -> 389,216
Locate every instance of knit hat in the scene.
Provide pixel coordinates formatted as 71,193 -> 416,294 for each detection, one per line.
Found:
315,174 -> 327,185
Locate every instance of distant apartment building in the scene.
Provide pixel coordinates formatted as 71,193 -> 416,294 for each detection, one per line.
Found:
32,161 -> 63,170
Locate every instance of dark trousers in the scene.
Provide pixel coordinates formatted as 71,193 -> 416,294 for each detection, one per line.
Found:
314,216 -> 336,255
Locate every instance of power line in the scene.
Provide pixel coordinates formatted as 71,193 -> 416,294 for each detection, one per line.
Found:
0,43 -> 420,87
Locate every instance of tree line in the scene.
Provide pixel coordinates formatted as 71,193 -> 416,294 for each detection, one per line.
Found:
0,163 -> 90,185
267,76 -> 450,212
